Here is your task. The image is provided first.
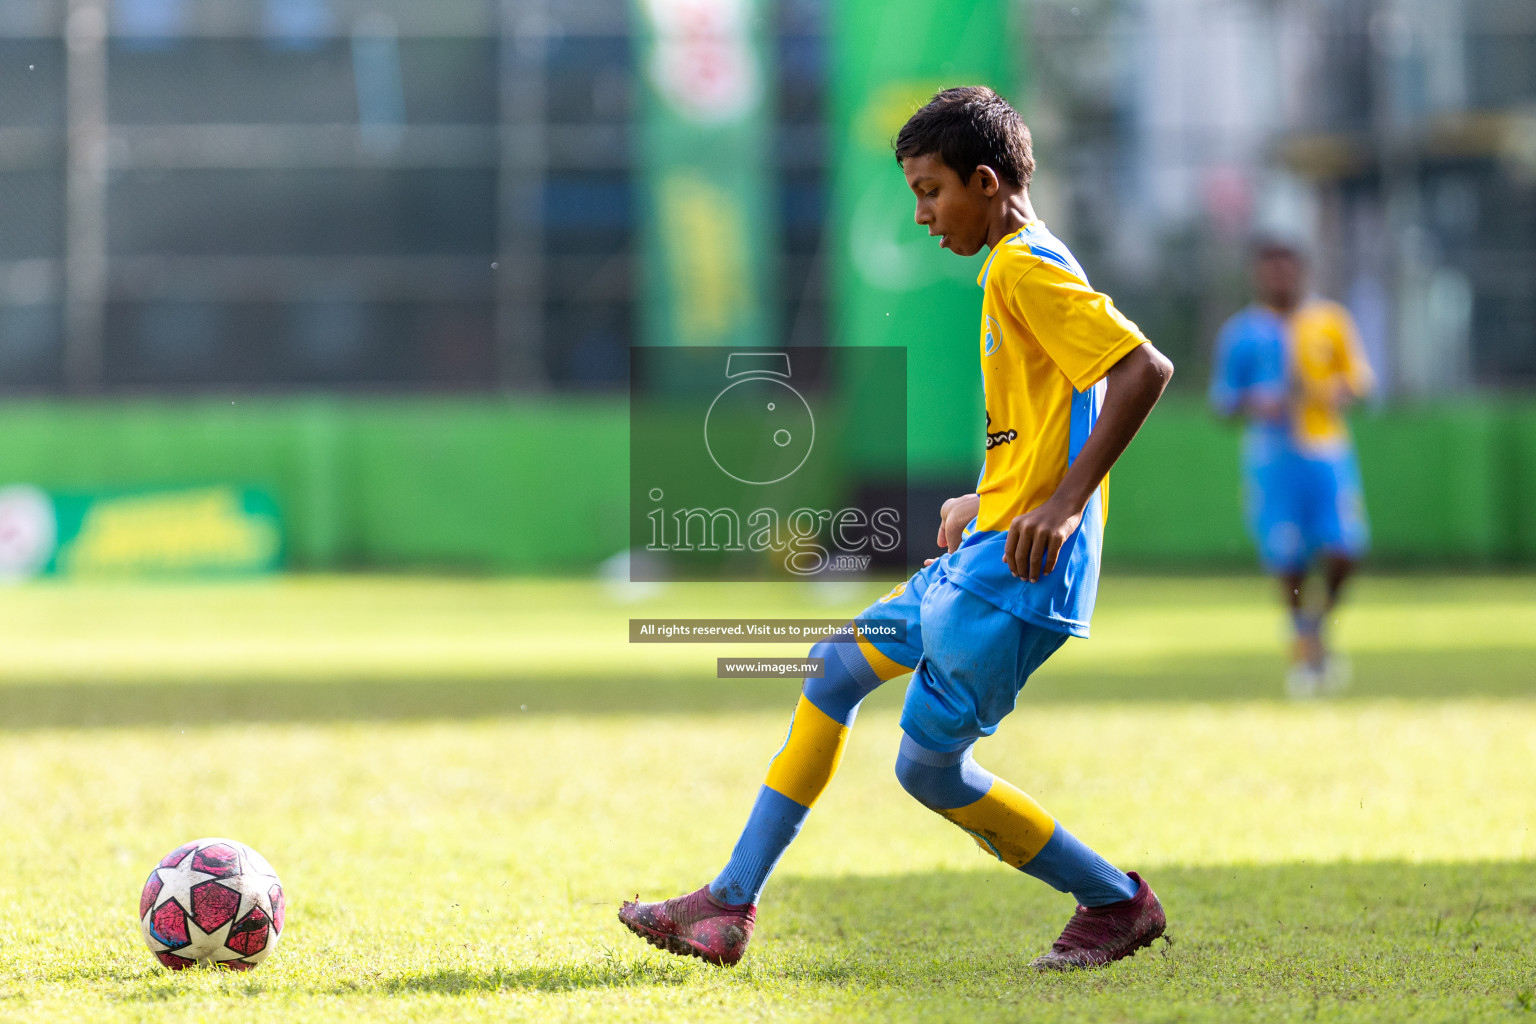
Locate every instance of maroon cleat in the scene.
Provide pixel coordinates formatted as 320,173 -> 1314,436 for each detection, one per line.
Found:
1031,871 -> 1166,970
618,885 -> 756,966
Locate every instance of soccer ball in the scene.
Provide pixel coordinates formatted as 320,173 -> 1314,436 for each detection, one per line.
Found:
139,837 -> 286,970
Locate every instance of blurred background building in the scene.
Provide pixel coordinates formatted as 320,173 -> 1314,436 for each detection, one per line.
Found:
0,0 -> 1533,573
3,0 -> 1529,396
0,0 -> 830,392
1030,0 -> 1536,395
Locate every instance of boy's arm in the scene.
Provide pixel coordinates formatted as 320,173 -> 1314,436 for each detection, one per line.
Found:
1210,323 -> 1283,424
1332,305 -> 1375,406
1004,342 -> 1173,582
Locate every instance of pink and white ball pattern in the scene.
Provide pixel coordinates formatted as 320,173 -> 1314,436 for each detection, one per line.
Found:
139,838 -> 285,970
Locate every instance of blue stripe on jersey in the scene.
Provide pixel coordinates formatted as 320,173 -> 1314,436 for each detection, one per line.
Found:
1067,382 -> 1102,464
978,228 -> 1025,288
1029,244 -> 1073,274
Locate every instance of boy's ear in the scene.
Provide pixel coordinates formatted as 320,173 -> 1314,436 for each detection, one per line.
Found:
973,165 -> 1001,197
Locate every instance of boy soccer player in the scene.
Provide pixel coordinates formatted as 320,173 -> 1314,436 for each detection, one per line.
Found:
1210,239 -> 1374,697
620,87 -> 1174,970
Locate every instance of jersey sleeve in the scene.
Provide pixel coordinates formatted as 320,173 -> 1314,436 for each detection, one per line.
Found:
1331,305 -> 1376,398
1208,316 -> 1248,415
1005,258 -> 1149,392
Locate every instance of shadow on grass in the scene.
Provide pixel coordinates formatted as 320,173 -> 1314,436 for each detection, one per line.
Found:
0,649 -> 1530,730
366,956 -> 875,998
371,957 -> 697,995
761,860 -> 1536,991
335,861 -> 1534,1014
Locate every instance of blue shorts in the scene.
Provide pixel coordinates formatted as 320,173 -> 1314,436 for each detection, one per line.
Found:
855,558 -> 1069,753
1244,443 -> 1370,574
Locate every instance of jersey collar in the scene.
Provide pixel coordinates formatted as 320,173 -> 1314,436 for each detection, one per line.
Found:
976,221 -> 1038,287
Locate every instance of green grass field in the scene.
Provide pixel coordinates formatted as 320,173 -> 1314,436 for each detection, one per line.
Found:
0,574 -> 1533,1022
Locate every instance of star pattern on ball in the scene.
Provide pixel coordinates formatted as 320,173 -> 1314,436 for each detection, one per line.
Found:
182,916 -> 248,963
152,852 -> 220,914
234,866 -> 281,923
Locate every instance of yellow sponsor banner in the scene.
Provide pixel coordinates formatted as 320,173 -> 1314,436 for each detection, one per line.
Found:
634,0 -> 776,348
50,486 -> 283,577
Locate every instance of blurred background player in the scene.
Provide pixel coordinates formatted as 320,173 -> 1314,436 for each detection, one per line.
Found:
620,87 -> 1174,971
1209,239 -> 1375,697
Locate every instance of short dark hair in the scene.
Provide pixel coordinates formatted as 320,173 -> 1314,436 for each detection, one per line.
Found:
1250,233 -> 1307,263
894,86 -> 1034,189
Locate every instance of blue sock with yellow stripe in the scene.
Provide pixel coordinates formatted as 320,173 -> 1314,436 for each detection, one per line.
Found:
710,637 -> 911,905
894,734 -> 1137,907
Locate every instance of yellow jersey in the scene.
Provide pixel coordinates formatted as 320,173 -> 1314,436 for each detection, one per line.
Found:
1289,300 -> 1374,451
1210,299 -> 1373,455
942,221 -> 1149,637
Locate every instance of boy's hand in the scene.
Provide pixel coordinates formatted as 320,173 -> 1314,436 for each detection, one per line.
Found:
1004,494 -> 1083,582
1000,341 -> 1173,582
1247,390 -> 1288,423
1292,375 -> 1356,416
924,492 -> 980,566
1319,377 -> 1357,412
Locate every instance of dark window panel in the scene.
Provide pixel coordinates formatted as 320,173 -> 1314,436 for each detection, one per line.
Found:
1472,291 -> 1536,383
0,304 -> 62,389
1314,22 -> 1373,133
102,300 -> 495,389
108,39 -> 496,125
0,41 -> 66,128
544,226 -> 635,258
777,35 -> 825,122
544,254 -> 632,301
543,299 -> 630,388
541,175 -> 632,232
415,303 -> 497,386
544,36 -> 633,123
104,301 -> 256,386
0,172 -> 64,259
545,0 -> 628,37
779,0 -> 827,38
108,169 -> 496,256
399,39 -> 498,123
1468,31 -> 1536,110
545,33 -> 630,71
110,40 -> 359,123
780,173 -> 825,230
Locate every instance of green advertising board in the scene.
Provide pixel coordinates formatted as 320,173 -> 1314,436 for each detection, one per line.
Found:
633,0 -> 777,348
831,0 -> 1017,476
0,484 -> 282,580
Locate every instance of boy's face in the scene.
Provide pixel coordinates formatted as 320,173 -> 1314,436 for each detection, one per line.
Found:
1253,248 -> 1303,311
902,153 -> 996,258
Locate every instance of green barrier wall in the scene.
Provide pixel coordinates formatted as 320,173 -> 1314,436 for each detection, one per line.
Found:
1103,400 -> 1536,567
0,399 -> 628,572
1513,406 -> 1536,561
0,397 -> 1532,571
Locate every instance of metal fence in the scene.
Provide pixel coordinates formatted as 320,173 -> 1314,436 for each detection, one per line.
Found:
2,0 -> 1532,396
0,0 -> 827,393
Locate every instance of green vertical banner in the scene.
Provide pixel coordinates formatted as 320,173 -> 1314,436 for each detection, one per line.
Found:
831,1 -> 1016,475
634,0 -> 777,348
